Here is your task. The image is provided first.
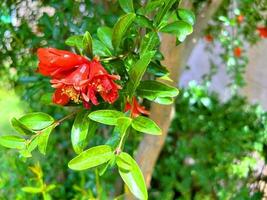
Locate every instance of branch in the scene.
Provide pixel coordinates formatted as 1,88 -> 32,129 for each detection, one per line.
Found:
134,0 -> 224,189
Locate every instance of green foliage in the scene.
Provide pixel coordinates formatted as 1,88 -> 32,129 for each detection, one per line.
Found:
68,145 -> 114,171
151,82 -> 266,199
117,152 -> 148,200
71,110 -> 92,154
136,80 -> 179,103
132,116 -> 162,135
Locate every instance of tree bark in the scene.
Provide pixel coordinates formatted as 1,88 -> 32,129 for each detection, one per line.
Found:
134,0 -> 225,189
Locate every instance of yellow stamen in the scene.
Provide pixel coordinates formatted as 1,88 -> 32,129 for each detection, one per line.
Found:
62,86 -> 81,103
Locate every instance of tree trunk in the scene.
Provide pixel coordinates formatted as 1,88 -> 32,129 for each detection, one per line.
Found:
134,0 -> 225,189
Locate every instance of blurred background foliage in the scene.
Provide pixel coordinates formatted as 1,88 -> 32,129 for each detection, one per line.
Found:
1,0 -> 267,199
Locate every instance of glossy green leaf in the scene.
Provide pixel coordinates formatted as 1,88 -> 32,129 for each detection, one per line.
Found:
19,112 -> 54,130
71,111 -> 90,154
119,0 -> 134,13
177,9 -> 196,25
155,0 -> 176,25
43,193 -> 52,200
68,145 -> 114,171
132,116 -> 161,135
147,63 -> 168,77
144,0 -> 164,14
160,21 -> 193,42
154,96 -> 173,105
65,35 -> 83,49
98,155 -> 116,176
93,38 -> 112,57
135,15 -> 153,30
88,110 -> 124,126
83,31 -> 93,57
97,26 -> 113,50
139,32 -> 159,56
116,153 -> 132,171
136,80 -> 179,101
27,136 -> 39,152
118,152 -> 147,200
112,13 -> 136,50
0,135 -> 26,149
22,187 -> 42,193
38,125 -> 54,155
128,51 -> 155,97
11,117 -> 35,135
19,149 -> 32,158
117,117 -> 132,136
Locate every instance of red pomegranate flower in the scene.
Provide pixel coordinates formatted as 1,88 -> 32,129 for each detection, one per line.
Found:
125,97 -> 150,118
234,47 -> 242,57
257,27 -> 267,38
37,48 -> 89,79
204,34 -> 213,42
37,48 -> 121,107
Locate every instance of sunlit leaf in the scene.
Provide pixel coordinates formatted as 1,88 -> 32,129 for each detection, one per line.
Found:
68,145 -> 114,171
89,110 -> 124,126
118,152 -> 147,200
112,13 -> 136,50
132,116 -> 161,135
0,135 -> 26,149
119,0 -> 134,13
71,110 -> 91,154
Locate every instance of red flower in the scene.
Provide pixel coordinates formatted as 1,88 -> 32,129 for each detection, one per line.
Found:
204,34 -> 213,42
257,27 -> 267,38
37,48 -> 121,107
237,15 -> 244,24
234,47 -> 242,57
125,97 -> 150,118
37,48 -> 89,79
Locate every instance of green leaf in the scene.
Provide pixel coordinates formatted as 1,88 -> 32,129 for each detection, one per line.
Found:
116,153 -> 132,171
68,145 -> 114,171
112,13 -> 136,50
38,125 -> 54,155
128,51 -> 155,97
98,155 -> 116,176
11,117 -> 35,135
132,116 -> 161,135
22,187 -> 42,193
139,32 -> 159,56
27,136 -> 39,152
43,193 -> 52,200
19,112 -> 54,130
135,15 -> 154,30
155,0 -> 176,25
144,0 -> 164,14
105,126 -> 121,148
118,152 -> 147,200
83,31 -> 93,57
46,184 -> 56,192
119,0 -> 134,13
160,21 -> 193,42
117,117 -> 132,136
0,135 -> 26,149
136,80 -> 179,101
177,9 -> 195,25
147,63 -> 169,77
71,111 -> 90,154
97,26 -> 113,50
88,110 -> 124,126
93,38 -> 112,57
65,35 -> 83,49
154,96 -> 173,105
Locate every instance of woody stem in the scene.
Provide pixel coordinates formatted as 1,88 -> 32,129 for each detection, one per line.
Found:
54,109 -> 80,126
